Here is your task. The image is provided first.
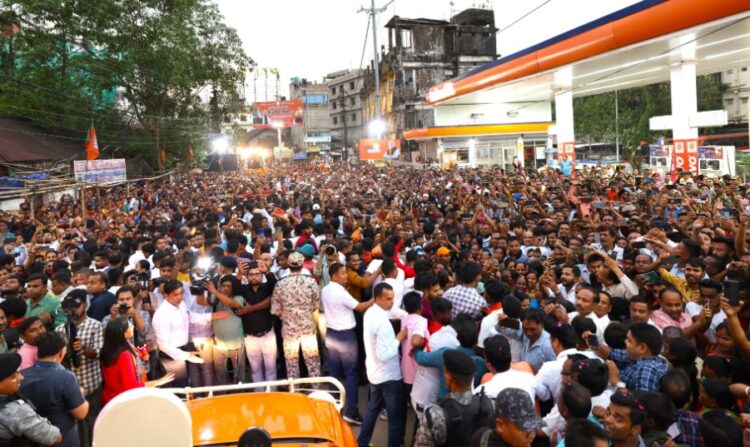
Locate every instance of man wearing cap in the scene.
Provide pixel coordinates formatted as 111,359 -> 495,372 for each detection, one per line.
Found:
414,349 -> 494,447
470,388 -> 546,447
55,289 -> 103,446
0,352 -> 62,445
270,252 -> 321,378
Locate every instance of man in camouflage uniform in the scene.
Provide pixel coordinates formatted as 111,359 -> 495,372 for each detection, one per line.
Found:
271,252 -> 321,378
0,352 -> 62,445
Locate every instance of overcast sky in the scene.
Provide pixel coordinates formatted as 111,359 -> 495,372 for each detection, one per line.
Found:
215,0 -> 640,98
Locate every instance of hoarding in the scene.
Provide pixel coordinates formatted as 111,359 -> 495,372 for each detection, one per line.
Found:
74,159 -> 127,184
253,100 -> 304,129
358,139 -> 401,161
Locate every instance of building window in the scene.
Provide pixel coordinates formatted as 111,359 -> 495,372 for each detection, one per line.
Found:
350,97 -> 356,106
741,97 -> 749,104
352,113 -> 356,121
725,98 -> 734,105
332,102 -> 337,110
333,116 -> 338,125
304,95 -> 328,104
743,67 -> 748,72
331,86 -> 336,95
401,29 -> 412,48
727,69 -> 734,75
350,81 -> 355,90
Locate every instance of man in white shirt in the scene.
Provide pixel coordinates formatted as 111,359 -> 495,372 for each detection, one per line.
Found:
381,259 -> 405,319
357,282 -> 408,447
410,307 -> 461,416
152,279 -> 226,387
475,335 -> 536,402
552,265 -> 581,305
564,285 -> 608,344
320,263 -> 374,425
534,321 -> 595,406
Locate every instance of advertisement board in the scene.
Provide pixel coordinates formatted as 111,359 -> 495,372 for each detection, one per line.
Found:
673,140 -> 699,174
253,100 -> 304,129
358,139 -> 401,161
74,159 -> 127,184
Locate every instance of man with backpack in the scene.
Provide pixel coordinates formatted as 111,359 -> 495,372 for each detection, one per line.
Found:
414,349 -> 494,446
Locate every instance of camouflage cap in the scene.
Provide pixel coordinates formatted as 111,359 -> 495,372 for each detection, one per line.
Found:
495,388 -> 546,431
288,252 -> 305,268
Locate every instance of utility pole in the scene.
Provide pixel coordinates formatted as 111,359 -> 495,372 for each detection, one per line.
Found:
359,0 -> 390,123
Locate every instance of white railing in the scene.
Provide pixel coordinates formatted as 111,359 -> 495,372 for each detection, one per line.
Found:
164,376 -> 346,412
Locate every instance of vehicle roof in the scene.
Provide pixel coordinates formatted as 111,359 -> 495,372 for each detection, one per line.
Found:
187,392 -> 342,446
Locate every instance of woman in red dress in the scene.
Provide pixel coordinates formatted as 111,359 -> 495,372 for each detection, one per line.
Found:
100,317 -> 174,405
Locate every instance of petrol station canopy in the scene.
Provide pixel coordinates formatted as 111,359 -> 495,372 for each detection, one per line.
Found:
422,0 -> 750,108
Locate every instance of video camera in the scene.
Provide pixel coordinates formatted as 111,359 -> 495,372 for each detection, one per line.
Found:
60,295 -> 83,369
189,256 -> 219,295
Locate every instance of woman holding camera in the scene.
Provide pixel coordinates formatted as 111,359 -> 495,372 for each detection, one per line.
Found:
100,318 -> 174,405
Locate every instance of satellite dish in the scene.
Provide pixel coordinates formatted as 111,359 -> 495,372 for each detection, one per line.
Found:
238,427 -> 272,447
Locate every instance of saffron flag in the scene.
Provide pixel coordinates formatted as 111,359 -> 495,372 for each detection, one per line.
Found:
85,126 -> 99,160
160,148 -> 166,162
188,144 -> 194,161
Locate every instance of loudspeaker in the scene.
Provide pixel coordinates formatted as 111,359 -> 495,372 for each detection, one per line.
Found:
222,153 -> 238,171
206,153 -> 238,172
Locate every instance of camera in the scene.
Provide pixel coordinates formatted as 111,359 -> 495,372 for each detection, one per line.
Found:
325,246 -> 335,256
118,303 -> 130,316
190,256 -> 219,295
133,272 -> 151,290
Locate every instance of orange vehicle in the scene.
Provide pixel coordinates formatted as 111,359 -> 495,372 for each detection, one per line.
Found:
94,377 -> 358,447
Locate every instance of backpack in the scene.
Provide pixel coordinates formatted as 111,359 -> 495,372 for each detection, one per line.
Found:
428,390 -> 494,447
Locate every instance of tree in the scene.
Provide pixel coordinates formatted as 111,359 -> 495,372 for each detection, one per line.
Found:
573,74 -> 727,169
0,0 -> 252,168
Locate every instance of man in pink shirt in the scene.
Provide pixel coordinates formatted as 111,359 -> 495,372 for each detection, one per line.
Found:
18,317 -> 46,369
400,292 -> 428,390
650,287 -> 711,341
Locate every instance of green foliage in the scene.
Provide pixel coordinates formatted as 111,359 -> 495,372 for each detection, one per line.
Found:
0,0 -> 252,168
573,75 -> 728,168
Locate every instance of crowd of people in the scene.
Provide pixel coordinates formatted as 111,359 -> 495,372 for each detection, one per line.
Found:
1,160 -> 750,447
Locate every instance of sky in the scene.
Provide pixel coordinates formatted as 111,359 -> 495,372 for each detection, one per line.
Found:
215,0 -> 641,98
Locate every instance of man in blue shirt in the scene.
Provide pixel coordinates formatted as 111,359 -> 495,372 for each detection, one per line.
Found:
607,322 -> 668,392
560,155 -> 574,177
498,308 -> 556,372
20,331 -> 89,447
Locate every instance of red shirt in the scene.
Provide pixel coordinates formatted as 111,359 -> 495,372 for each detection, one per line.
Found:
101,351 -> 144,405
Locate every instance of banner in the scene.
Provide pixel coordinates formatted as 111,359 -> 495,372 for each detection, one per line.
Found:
74,159 -> 127,184
253,100 -> 304,129
358,139 -> 401,161
673,139 -> 699,174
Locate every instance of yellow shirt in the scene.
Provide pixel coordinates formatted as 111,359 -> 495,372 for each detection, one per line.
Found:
659,270 -> 700,303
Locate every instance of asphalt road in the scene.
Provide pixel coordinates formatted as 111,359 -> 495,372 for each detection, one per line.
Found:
348,385 -> 417,447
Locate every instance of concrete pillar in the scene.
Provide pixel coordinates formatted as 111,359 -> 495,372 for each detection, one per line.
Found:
670,62 -> 699,174
555,90 -> 575,162
468,139 -> 477,168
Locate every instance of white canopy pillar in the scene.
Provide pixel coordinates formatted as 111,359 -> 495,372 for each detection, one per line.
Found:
555,89 -> 576,163
650,62 -> 727,174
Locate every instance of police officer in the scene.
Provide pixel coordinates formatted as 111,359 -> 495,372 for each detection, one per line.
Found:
0,352 -> 62,446
414,349 -> 494,447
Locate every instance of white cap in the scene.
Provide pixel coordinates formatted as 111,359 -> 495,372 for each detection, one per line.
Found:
312,204 -> 321,211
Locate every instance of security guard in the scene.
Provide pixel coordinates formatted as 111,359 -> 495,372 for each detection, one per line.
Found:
414,349 -> 494,447
0,352 -> 62,446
